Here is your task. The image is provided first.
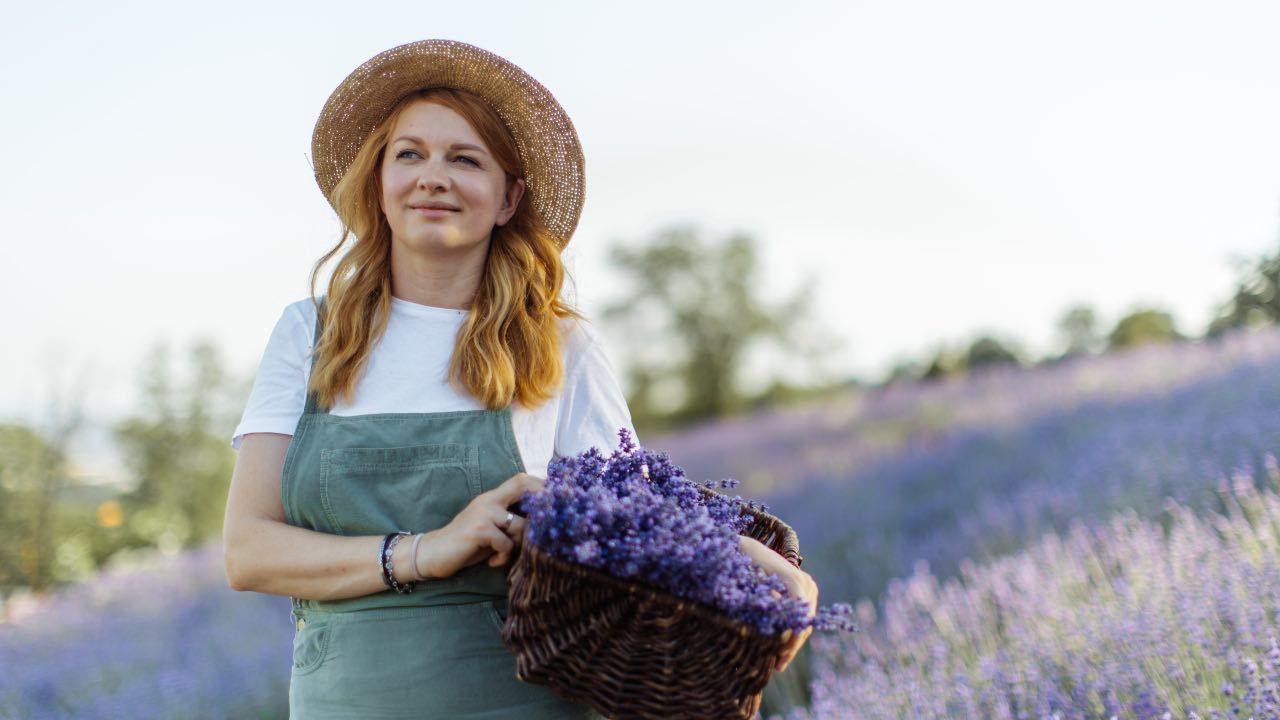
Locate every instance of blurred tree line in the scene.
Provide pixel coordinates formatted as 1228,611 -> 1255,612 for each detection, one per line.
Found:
0,341 -> 246,602
607,223 -> 1280,434
603,226 -> 842,432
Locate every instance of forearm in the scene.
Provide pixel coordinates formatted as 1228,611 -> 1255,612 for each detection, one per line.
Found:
224,517 -> 431,601
739,535 -> 792,576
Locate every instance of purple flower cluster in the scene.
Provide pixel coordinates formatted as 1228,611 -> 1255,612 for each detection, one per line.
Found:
522,429 -> 855,637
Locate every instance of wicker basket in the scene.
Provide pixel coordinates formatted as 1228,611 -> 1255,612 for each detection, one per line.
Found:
500,486 -> 804,720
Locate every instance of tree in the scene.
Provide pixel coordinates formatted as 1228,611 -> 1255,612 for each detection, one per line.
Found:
602,226 -> 827,428
920,346 -> 964,381
0,424 -> 60,593
965,336 -> 1022,370
0,394 -> 83,595
1207,237 -> 1280,337
1107,308 -> 1183,350
1056,304 -> 1102,356
915,335 -> 1021,382
114,339 -> 241,552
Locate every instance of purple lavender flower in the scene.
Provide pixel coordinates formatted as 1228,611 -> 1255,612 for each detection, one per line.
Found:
523,429 -> 856,637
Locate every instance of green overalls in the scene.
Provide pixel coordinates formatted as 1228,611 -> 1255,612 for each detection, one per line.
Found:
282,303 -> 604,719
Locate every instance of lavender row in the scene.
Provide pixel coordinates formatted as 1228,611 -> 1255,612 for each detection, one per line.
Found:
0,544 -> 291,719
785,463 -> 1280,719
659,326 -> 1280,500
653,327 -> 1280,604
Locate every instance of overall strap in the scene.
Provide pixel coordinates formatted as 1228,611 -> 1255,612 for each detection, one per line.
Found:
302,297 -> 328,416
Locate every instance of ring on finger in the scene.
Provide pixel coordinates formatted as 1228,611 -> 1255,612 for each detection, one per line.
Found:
501,511 -> 515,531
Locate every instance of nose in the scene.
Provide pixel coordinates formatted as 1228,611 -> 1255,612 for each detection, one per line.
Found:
416,157 -> 449,192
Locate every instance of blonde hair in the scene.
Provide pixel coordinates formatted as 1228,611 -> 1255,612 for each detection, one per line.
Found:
306,87 -> 580,410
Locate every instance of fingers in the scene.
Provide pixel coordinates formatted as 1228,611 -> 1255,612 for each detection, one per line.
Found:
782,570 -> 820,614
486,509 -> 530,567
483,524 -> 516,567
776,628 -> 813,672
489,472 -> 546,514
775,574 -> 819,673
501,513 -> 528,539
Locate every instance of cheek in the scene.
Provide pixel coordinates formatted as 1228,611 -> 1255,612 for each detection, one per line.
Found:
460,175 -> 507,214
380,166 -> 414,203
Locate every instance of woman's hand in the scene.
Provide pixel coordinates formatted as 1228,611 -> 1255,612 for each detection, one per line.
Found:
738,535 -> 819,672
415,473 -> 543,580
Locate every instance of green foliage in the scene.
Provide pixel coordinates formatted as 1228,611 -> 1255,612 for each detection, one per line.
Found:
113,339 -> 241,554
965,336 -> 1022,370
0,424 -> 60,592
0,339 -> 249,598
1106,308 -> 1184,350
915,335 -> 1021,382
603,226 -> 829,429
920,346 -> 964,381
1208,238 -> 1280,337
1056,304 -> 1102,357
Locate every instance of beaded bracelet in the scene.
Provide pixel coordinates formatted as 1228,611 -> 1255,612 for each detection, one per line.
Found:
380,531 -> 415,594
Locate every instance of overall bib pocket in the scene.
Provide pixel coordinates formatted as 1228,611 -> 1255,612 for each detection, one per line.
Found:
318,443 -> 480,537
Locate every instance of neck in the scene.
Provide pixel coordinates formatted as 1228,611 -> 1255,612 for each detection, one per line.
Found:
389,241 -> 489,310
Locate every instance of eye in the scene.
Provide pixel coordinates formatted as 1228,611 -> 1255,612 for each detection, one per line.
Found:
396,149 -> 420,160
453,155 -> 479,166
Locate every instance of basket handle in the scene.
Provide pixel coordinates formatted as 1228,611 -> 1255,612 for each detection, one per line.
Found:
697,484 -> 805,569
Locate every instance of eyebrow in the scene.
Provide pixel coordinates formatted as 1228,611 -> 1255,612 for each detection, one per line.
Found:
390,136 -> 489,154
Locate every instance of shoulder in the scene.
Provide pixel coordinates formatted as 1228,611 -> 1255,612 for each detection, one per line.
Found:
271,296 -> 323,349
283,296 -> 321,334
558,314 -> 603,360
549,313 -> 635,457
253,296 -> 324,374
557,314 -> 617,385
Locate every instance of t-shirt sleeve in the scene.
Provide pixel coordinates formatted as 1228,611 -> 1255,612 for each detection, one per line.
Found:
230,302 -> 313,451
553,322 -> 638,459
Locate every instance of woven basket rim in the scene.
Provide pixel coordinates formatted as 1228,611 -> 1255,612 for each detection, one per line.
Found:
516,524 -> 797,643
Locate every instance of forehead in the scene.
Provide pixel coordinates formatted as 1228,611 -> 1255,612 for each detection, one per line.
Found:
389,99 -> 483,144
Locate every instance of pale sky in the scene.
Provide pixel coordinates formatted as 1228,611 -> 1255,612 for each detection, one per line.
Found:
4,0 -> 1280,477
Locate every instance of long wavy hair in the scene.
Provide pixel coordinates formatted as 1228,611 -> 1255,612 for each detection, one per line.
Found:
306,87 -> 580,411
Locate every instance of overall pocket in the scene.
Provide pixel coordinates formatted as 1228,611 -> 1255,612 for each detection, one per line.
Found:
319,443 -> 479,536
291,611 -> 333,676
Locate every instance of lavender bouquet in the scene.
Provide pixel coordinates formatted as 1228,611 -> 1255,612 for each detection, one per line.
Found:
520,429 -> 855,637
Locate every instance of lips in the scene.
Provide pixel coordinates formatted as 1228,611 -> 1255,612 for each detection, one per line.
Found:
410,202 -> 459,211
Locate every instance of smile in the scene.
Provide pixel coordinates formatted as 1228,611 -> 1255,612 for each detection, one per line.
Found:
410,207 -> 458,217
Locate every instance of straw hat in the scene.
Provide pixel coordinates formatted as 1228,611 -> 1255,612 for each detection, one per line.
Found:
311,39 -> 585,248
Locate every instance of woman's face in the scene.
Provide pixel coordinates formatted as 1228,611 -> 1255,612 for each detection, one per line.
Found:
379,99 -> 524,258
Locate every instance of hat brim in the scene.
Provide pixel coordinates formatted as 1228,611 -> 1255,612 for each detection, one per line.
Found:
311,39 -> 585,248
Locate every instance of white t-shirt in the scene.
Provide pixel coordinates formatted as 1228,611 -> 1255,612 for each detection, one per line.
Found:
231,296 -> 637,478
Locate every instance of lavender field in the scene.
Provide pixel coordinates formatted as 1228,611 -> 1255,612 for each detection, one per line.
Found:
4,327 -> 1280,718
0,545 -> 291,719
654,326 -> 1280,605
788,469 -> 1280,718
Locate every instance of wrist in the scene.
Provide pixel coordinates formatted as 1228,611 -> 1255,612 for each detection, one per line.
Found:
381,532 -> 415,593
391,534 -> 417,583
406,531 -> 437,581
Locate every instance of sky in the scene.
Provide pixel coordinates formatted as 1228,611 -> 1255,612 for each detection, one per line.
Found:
4,1 -> 1280,479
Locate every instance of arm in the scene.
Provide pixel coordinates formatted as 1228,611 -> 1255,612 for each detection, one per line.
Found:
222,432 -> 541,600
738,534 -> 819,672
223,432 -> 409,599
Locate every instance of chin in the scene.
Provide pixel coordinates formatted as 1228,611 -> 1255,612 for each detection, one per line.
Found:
399,230 -> 489,255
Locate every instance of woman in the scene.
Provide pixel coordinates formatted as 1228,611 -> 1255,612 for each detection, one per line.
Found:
222,39 -> 817,719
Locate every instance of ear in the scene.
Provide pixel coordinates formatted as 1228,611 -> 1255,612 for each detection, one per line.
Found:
495,177 -> 526,227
